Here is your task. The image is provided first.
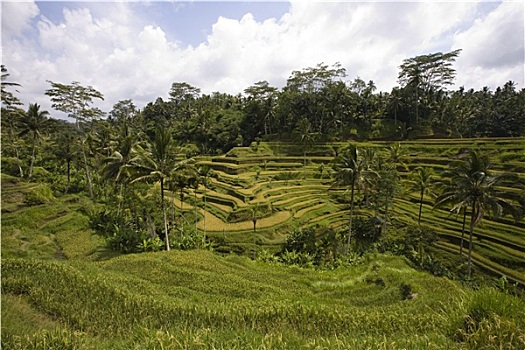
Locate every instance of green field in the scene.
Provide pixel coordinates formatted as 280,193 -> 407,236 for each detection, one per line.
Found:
2,138 -> 525,349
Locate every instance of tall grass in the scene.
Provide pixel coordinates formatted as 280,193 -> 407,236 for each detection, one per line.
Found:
3,251 -> 524,349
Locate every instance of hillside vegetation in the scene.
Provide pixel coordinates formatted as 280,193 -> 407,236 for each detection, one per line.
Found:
193,138 -> 525,284
2,138 -> 525,349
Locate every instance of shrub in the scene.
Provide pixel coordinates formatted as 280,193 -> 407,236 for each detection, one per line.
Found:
1,157 -> 24,177
107,224 -> 150,254
352,217 -> 382,254
24,184 -> 55,206
399,282 -> 413,300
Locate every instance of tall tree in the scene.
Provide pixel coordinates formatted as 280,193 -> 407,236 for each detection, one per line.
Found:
18,103 -> 50,179
249,203 -> 265,259
169,82 -> 201,104
407,167 -> 435,225
130,126 -> 194,251
130,126 -> 175,251
1,65 -> 22,109
398,50 -> 461,125
52,130 -> 79,194
45,81 -> 104,198
332,144 -> 363,253
1,65 -> 25,177
295,117 -> 315,167
242,80 -> 278,140
197,165 -> 213,237
372,156 -> 399,234
435,150 -> 524,278
108,99 -> 138,128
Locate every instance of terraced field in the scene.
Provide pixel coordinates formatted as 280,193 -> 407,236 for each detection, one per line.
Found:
2,139 -> 524,349
174,138 -> 524,284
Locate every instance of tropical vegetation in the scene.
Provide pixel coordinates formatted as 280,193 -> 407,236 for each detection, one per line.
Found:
1,50 -> 525,349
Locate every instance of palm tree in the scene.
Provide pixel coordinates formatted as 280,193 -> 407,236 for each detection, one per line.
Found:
295,117 -> 315,167
197,165 -> 213,237
407,167 -> 435,225
101,124 -> 140,213
332,144 -> 362,253
388,87 -> 403,127
19,103 -> 50,179
435,150 -> 524,278
169,163 -> 197,239
372,156 -> 399,234
53,131 -> 79,194
130,126 -> 182,251
249,203 -> 265,258
359,147 -> 377,207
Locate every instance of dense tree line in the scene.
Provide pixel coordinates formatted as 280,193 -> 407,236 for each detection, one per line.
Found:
2,51 -> 524,161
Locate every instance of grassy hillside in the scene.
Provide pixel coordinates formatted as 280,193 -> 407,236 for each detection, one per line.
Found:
2,138 -> 525,349
3,251 -> 525,349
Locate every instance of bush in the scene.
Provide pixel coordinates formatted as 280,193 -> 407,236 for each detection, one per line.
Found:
399,282 -> 413,300
24,184 -> 55,206
30,167 -> 52,183
1,157 -> 24,177
107,224 -> 150,254
352,216 -> 382,254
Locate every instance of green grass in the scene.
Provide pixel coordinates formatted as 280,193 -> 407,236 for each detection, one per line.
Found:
3,250 -> 525,349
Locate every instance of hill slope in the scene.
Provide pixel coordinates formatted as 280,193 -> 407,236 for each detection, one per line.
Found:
3,250 -> 525,349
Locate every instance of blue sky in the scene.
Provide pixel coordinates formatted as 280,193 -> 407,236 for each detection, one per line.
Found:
2,1 -> 524,118
36,1 -> 291,47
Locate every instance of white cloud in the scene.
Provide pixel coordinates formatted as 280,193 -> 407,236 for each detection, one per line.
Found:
1,1 -> 39,37
453,1 -> 525,90
1,1 -> 523,120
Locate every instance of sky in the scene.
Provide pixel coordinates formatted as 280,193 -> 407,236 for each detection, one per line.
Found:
2,0 -> 524,119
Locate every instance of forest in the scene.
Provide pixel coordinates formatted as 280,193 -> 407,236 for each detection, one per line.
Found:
2,50 -> 525,349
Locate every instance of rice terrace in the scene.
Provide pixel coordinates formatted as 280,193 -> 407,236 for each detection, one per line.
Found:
2,46 -> 525,348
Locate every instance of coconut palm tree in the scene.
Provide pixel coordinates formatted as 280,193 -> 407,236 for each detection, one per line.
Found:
295,117 -> 315,167
435,150 -> 524,278
197,165 -> 213,237
19,103 -> 50,179
249,203 -> 265,258
101,124 -> 141,215
407,167 -> 435,225
130,126 -> 193,251
53,131 -> 79,194
332,144 -> 363,253
169,163 -> 197,239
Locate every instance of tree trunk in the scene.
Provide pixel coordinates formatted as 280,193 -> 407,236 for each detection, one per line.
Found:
383,194 -> 390,235
459,209 -> 467,258
394,109 -> 397,126
203,184 -> 207,239
417,188 -> 424,225
467,205 -> 476,279
80,139 -> 93,198
15,146 -> 24,178
28,135 -> 37,179
65,159 -> 71,194
346,178 -> 356,254
180,187 -> 184,238
161,178 -> 170,251
253,219 -> 257,259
